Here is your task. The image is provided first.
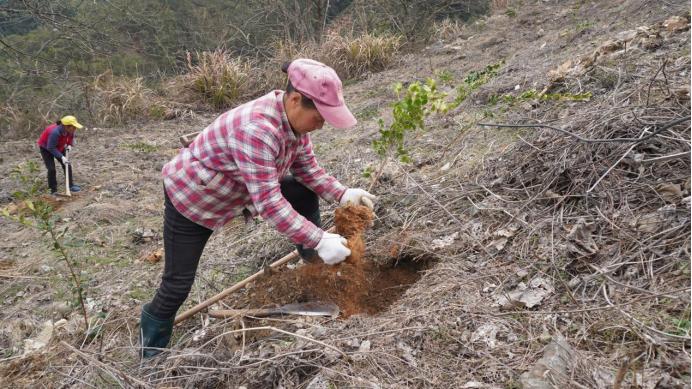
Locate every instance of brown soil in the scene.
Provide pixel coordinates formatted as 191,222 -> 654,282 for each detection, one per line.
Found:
3,194 -> 66,217
226,205 -> 431,317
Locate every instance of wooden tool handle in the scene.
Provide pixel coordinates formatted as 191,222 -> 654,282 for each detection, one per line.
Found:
64,149 -> 71,197
174,250 -> 297,324
174,226 -> 337,325
179,132 -> 200,147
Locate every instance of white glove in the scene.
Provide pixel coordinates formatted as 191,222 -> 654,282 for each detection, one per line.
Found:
61,156 -> 69,165
340,188 -> 376,209
315,232 -> 351,265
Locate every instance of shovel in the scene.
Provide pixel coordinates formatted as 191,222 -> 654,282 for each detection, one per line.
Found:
64,149 -> 71,197
208,302 -> 340,319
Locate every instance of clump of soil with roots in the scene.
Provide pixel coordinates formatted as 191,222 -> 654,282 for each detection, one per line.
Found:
228,204 -> 429,317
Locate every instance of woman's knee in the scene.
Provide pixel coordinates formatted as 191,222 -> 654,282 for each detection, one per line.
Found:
281,176 -> 317,201
281,178 -> 318,214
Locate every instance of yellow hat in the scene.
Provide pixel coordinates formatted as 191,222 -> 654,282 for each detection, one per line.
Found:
60,115 -> 83,129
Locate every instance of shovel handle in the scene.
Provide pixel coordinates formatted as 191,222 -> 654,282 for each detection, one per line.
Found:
180,132 -> 200,147
174,226 -> 337,325
174,249 -> 299,324
64,149 -> 71,197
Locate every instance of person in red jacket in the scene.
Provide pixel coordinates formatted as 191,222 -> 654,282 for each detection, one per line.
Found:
36,115 -> 83,195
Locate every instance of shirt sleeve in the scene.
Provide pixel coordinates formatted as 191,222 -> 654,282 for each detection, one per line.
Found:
46,126 -> 64,159
290,135 -> 347,203
229,124 -> 324,248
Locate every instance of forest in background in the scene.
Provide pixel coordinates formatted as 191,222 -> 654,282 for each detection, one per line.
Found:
0,0 -> 489,138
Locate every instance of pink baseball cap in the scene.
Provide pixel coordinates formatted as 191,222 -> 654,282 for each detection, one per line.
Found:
285,59 -> 357,129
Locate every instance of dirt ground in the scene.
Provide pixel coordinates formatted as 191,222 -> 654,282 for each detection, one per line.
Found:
0,0 -> 690,388
227,205 -> 433,318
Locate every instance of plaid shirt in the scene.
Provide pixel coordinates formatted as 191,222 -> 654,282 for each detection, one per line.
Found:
163,90 -> 346,248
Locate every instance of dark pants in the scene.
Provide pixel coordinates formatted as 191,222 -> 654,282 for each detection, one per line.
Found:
147,176 -> 321,319
40,147 -> 73,193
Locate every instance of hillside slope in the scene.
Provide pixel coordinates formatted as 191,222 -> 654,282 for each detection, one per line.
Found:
1,1 -> 690,387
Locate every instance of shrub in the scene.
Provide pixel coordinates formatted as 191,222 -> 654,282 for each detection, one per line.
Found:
433,19 -> 465,42
453,61 -> 503,106
91,71 -> 157,125
181,50 -> 261,110
0,102 -> 49,139
321,33 -> 402,79
2,162 -> 90,330
374,79 -> 452,162
0,86 -> 85,139
354,0 -> 489,42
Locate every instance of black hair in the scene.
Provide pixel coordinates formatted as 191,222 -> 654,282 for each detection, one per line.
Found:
56,120 -> 62,125
282,61 -> 316,109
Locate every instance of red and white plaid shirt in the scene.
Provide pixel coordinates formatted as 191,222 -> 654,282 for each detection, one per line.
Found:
163,90 -> 346,248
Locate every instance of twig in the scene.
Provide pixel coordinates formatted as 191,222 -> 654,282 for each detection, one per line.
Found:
395,162 -> 464,226
0,273 -> 49,279
478,115 -> 690,144
586,127 -> 648,193
613,357 -> 629,389
465,195 -> 524,225
182,325 -> 347,359
61,341 -> 150,388
646,59 -> 667,106
457,286 -> 690,316
332,326 -> 427,341
601,285 -> 690,341
641,151 -> 690,163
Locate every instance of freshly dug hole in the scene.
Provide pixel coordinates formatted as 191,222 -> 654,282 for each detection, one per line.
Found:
226,205 -> 432,317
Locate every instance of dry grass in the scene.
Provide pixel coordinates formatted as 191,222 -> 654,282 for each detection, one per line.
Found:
433,19 -> 466,42
176,50 -> 263,110
321,33 -> 402,79
491,0 -> 511,10
270,33 -> 401,81
1,92 -> 79,139
265,39 -> 322,89
0,103 -> 46,139
161,34 -> 400,112
91,71 -> 159,125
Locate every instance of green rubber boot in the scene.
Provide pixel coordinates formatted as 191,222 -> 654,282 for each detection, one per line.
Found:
140,303 -> 174,359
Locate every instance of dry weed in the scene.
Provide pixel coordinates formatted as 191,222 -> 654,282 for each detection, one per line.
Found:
180,50 -> 262,110
270,33 -> 401,81
491,0 -> 510,10
0,101 -> 59,138
166,34 -> 401,110
433,19 -> 465,42
321,33 -> 402,79
91,71 -> 158,125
